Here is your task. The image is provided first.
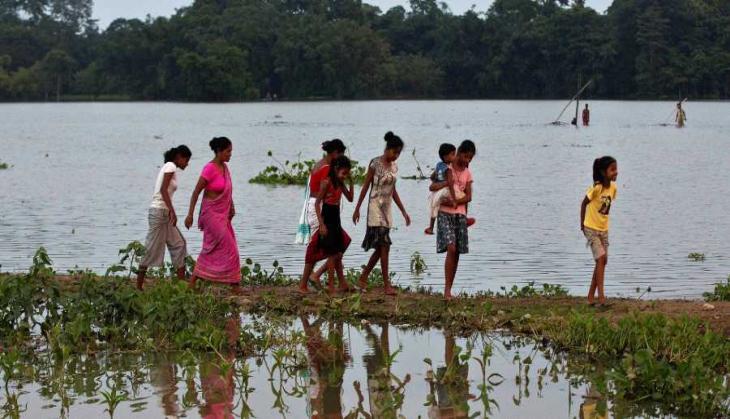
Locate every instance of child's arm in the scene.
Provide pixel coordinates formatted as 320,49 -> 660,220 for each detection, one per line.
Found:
315,179 -> 329,236
446,169 -> 458,208
455,181 -> 472,206
392,186 -> 411,226
343,177 -> 354,202
352,166 -> 374,224
580,196 -> 590,231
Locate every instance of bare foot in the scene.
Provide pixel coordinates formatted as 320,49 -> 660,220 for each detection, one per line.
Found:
308,277 -> 323,291
298,287 -> 310,295
424,227 -> 434,235
383,287 -> 397,296
357,281 -> 368,292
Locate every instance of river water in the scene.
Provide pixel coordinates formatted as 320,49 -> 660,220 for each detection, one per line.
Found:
0,101 -> 727,298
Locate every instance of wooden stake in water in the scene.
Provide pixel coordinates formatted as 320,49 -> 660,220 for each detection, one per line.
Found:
553,79 -> 593,124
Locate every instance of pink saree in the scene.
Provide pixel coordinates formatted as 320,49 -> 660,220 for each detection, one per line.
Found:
193,163 -> 241,283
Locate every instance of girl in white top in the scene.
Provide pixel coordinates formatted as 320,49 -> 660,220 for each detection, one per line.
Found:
137,145 -> 192,290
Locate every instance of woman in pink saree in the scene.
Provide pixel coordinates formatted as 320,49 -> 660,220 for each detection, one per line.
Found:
184,137 -> 241,291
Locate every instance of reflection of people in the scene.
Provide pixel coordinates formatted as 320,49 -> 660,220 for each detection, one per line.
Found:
579,385 -> 607,419
428,332 -> 469,419
582,104 -> 590,126
353,131 -> 411,295
580,156 -> 618,307
301,316 -> 349,418
199,317 -> 239,419
363,322 -> 396,417
186,137 -> 242,292
137,145 -> 192,290
675,102 -> 686,128
150,354 -> 181,417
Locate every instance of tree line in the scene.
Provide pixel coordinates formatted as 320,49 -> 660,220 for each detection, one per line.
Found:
0,0 -> 728,101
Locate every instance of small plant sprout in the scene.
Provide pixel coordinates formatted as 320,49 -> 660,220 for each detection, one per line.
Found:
410,252 -> 428,276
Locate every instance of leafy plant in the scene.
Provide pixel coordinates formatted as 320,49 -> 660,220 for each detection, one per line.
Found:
106,241 -> 146,278
0,161 -> 9,170
498,281 -> 568,298
410,252 -> 428,276
100,382 -> 128,418
241,258 -> 292,287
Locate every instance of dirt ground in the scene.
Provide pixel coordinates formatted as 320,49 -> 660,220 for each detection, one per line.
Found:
223,284 -> 730,336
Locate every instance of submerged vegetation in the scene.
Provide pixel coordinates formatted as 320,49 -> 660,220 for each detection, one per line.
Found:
0,161 -> 9,170
249,151 -> 366,185
1,247 -> 730,417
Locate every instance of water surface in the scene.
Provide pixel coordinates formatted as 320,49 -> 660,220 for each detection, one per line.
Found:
1,101 -> 728,297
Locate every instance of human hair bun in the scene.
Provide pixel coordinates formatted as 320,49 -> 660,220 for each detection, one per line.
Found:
322,138 -> 346,154
209,136 -> 232,153
384,131 -> 395,142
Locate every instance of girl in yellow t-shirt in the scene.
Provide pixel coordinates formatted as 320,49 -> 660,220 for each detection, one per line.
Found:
580,156 -> 618,307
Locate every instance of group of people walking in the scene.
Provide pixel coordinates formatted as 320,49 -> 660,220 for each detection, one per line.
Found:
136,133 -> 618,305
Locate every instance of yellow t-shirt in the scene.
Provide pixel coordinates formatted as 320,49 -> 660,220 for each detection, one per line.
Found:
583,182 -> 617,232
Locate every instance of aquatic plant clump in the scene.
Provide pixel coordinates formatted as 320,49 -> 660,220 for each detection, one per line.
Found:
687,252 -> 706,261
704,276 -> 730,302
249,151 -> 366,185
540,312 -> 730,416
0,161 -> 9,169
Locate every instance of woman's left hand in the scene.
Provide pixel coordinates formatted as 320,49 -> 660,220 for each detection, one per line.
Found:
403,212 -> 411,227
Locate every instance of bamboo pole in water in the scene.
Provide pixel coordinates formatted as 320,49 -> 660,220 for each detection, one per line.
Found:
553,79 -> 593,124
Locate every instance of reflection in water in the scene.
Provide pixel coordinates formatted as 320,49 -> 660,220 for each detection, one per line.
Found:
427,332 -> 470,419
302,316 -> 350,418
362,322 -> 410,418
149,355 -> 180,417
7,317 -> 682,418
580,385 -> 607,419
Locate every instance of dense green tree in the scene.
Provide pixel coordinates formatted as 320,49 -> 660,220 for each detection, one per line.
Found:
0,0 -> 728,101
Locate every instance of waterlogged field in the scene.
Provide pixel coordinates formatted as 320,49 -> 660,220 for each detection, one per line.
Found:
1,250 -> 729,418
1,101 -> 730,297
2,101 -> 730,418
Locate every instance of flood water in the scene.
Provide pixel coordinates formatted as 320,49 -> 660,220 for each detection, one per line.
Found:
1,100 -> 728,298
8,316 -> 658,419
